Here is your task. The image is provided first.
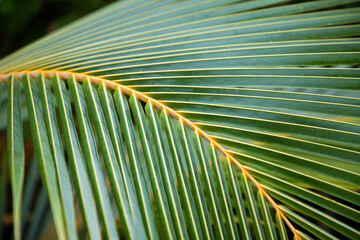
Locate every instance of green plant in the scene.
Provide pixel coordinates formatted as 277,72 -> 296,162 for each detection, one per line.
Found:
0,0 -> 359,239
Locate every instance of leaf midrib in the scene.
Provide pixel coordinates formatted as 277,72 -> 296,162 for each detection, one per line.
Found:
0,69 -> 301,239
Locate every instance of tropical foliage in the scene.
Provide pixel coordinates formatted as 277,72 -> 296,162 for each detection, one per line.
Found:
0,0 -> 359,239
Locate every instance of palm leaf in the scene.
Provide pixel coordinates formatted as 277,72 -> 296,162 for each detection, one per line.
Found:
0,0 -> 359,239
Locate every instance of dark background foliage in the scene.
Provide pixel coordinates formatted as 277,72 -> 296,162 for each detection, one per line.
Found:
0,0 -> 114,238
0,0 -> 115,58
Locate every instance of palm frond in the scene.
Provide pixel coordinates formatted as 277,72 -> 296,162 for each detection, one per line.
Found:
0,0 -> 359,239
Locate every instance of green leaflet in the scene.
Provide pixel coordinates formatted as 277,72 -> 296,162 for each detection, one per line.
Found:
276,212 -> 288,240
113,88 -> 158,239
208,144 -> 239,240
177,120 -> 213,240
82,79 -> 138,239
224,157 -> 252,240
51,74 -> 101,239
241,172 -> 265,240
22,74 -> 67,240
7,75 -> 25,240
130,94 -> 175,239
68,77 -> 118,240
258,191 -> 277,240
37,74 -> 77,240
160,110 -> 203,240
97,83 -> 147,239
145,102 -> 188,240
192,131 -> 226,240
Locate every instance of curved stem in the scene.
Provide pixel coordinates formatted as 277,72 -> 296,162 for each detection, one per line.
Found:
0,70 -> 301,239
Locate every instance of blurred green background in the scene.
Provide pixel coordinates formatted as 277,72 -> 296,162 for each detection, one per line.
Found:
0,1 -> 116,239
0,0 -> 115,59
